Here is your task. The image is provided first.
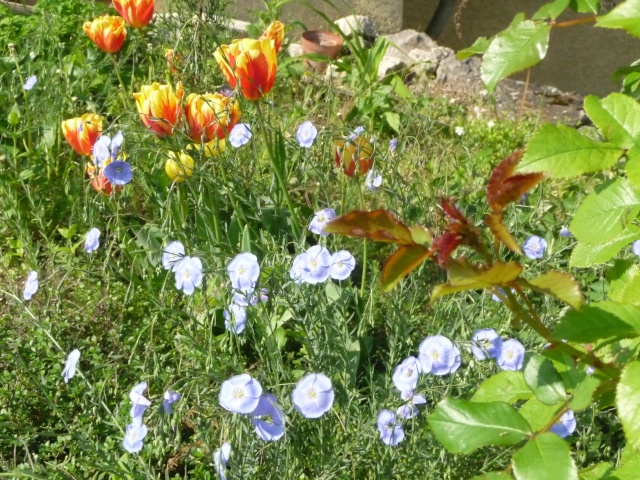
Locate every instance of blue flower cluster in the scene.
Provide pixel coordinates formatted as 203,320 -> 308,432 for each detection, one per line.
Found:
471,328 -> 525,371
290,246 -> 356,284
225,252 -> 267,333
162,241 -> 203,295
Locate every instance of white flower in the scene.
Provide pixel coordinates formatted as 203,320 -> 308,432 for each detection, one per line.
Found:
228,123 -> 252,148
455,126 -> 465,136
365,169 -> 382,192
23,270 -> 38,300
227,252 -> 260,290
62,349 -> 81,383
23,75 -> 37,91
219,374 -> 263,414
174,256 -> 203,295
162,241 -> 185,271
290,253 -> 307,284
84,227 -> 101,253
297,121 -> 318,148
224,304 -> 247,334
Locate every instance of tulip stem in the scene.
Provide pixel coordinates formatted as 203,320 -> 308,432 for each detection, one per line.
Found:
254,101 -> 301,240
109,54 -> 129,110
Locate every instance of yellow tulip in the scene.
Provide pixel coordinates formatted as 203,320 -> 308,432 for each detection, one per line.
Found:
83,16 -> 127,54
193,138 -> 226,158
61,114 -> 103,156
133,82 -> 184,138
165,152 -> 195,182
185,92 -> 241,142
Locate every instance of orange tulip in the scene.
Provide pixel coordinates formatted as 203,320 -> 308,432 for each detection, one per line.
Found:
83,16 -> 127,54
86,162 -> 119,196
113,0 -> 155,29
133,82 -> 184,137
260,21 -> 284,54
61,114 -> 103,156
214,38 -> 277,101
334,135 -> 374,177
184,92 -> 241,142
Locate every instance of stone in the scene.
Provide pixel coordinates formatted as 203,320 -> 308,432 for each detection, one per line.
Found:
229,19 -> 250,37
334,15 -> 378,39
382,29 -> 439,61
378,56 -> 407,80
408,47 -> 454,74
435,55 -> 484,94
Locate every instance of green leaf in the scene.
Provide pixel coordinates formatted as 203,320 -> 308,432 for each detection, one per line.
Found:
431,261 -> 523,302
523,270 -> 583,310
624,146 -> 640,189
472,371 -> 534,404
470,474 -> 513,480
518,398 -> 564,432
481,20 -> 551,93
570,178 -> 640,245
608,259 -> 640,305
570,374 -> 602,412
533,0 -> 571,19
524,355 -> 567,405
241,224 -> 251,253
384,111 -> 400,133
579,462 -> 613,480
570,226 -> 640,267
569,0 -> 600,13
381,244 -> 432,292
512,433 -> 579,480
553,300 -> 640,342
518,124 -> 623,177
428,398 -> 532,454
390,75 -> 412,100
583,94 -> 640,149
617,360 -> 640,451
597,0 -> 640,39
457,36 -> 492,60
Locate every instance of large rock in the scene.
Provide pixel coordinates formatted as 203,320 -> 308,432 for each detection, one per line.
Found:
382,29 -> 439,61
378,56 -> 407,80
334,15 -> 378,39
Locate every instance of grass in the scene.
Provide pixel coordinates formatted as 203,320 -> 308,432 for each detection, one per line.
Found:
0,0 -> 627,478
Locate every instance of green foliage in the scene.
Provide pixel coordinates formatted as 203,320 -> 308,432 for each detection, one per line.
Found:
512,433 -> 579,480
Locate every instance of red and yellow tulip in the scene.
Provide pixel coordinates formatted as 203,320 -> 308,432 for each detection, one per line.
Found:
334,135 -> 374,177
214,38 -> 277,101
83,16 -> 127,54
61,114 -> 103,156
113,0 -> 155,29
165,151 -> 195,183
260,21 -> 284,54
86,162 -> 119,196
133,82 -> 184,137
184,92 -> 241,142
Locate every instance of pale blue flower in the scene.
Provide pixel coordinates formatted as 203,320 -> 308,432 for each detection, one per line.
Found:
297,120 -> 318,148
93,131 -> 124,168
62,349 -> 81,383
559,227 -> 572,237
377,409 -> 405,446
233,287 -> 268,306
308,208 -> 336,236
330,250 -> 355,280
491,287 -> 515,302
251,393 -> 285,441
84,227 -> 101,253
633,240 -> 640,257
365,169 -> 382,192
300,245 -> 332,284
586,366 -> 595,375
219,374 -> 263,414
23,75 -> 37,91
418,335 -> 461,376
122,416 -> 148,454
228,123 -> 252,147
227,252 -> 260,290
129,381 -> 151,418
174,256 -> 203,295
523,235 -> 547,259
396,393 -> 426,419
224,304 -> 247,334
389,138 -> 397,153
497,339 -> 525,371
550,410 -> 576,438
290,253 -> 307,284
103,160 -> 133,186
392,356 -> 422,393
471,328 -> 502,360
163,390 -> 181,414
291,373 -> 334,419
23,270 -> 38,300
213,442 -> 231,480
162,241 -> 185,271
349,126 -> 365,141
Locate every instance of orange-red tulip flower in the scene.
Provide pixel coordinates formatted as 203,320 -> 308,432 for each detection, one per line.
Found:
334,135 -> 374,177
260,21 -> 284,54
61,114 -> 103,156
86,162 -> 119,196
83,16 -> 127,54
214,38 -> 277,101
184,92 -> 241,142
113,0 -> 155,29
133,82 -> 184,137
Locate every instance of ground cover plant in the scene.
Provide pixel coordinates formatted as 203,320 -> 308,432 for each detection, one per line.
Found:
3,0 -> 640,478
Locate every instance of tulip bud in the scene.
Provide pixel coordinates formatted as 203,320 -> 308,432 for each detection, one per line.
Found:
61,114 -> 103,156
260,21 -> 284,54
113,0 -> 155,29
83,16 -> 127,54
165,152 -> 195,183
334,135 -> 374,177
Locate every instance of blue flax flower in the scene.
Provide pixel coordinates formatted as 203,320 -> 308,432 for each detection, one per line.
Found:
330,250 -> 356,280
523,235 -> 547,259
392,356 -> 422,393
389,138 -> 397,153
233,287 -> 268,307
497,339 -> 525,371
129,381 -> 151,418
162,241 -> 185,271
291,373 -> 334,419
174,256 -> 203,295
300,245 -> 332,284
163,390 -> 181,414
228,123 -> 252,147
251,392 -> 285,441
559,227 -> 572,237
84,227 -> 101,253
289,253 -> 307,284
418,335 -> 461,376
227,252 -> 260,290
23,75 -> 37,91
62,349 -> 81,383
365,169 -> 382,192
377,409 -> 405,446
214,443 -> 231,480
633,240 -> 640,257
122,416 -> 148,454
396,392 -> 426,419
219,374 -> 263,414
103,160 -> 133,186
297,120 -> 318,148
224,304 -> 247,334
93,131 -> 124,168
23,270 -> 38,300
308,208 -> 336,236
550,410 -> 576,438
471,328 -> 502,360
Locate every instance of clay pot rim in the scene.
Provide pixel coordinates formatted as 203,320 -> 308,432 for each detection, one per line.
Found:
301,30 -> 344,48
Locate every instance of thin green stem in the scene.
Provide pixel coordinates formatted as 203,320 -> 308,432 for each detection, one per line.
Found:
11,55 -> 33,151
109,54 -> 130,110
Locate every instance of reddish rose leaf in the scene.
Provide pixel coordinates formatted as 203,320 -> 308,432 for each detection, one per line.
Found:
485,213 -> 523,254
381,244 -> 432,292
487,150 -> 522,211
432,232 -> 463,266
440,198 -> 469,224
324,210 -> 414,245
494,173 -> 544,210
487,151 -> 544,212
